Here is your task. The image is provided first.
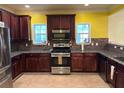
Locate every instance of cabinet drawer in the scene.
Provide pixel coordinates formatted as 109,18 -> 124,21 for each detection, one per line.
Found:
39,53 -> 50,57
84,53 -> 97,56
71,53 -> 83,57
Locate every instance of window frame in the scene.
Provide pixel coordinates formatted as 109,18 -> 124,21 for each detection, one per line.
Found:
33,24 -> 47,45
76,23 -> 91,45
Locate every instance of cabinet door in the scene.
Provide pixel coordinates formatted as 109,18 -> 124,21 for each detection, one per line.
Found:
1,11 -> 11,29
25,57 -> 38,72
19,16 -> 31,41
60,15 -> 70,29
12,56 -> 21,79
10,14 -> 19,41
116,63 -> 124,88
38,54 -> 50,72
106,59 -> 116,87
83,53 -> 97,72
71,53 -> 83,71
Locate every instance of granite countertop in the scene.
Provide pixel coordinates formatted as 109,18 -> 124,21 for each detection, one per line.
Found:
71,50 -> 124,65
11,50 -> 52,58
11,49 -> 124,66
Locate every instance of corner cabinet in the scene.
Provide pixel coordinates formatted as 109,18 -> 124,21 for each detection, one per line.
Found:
19,15 -> 31,41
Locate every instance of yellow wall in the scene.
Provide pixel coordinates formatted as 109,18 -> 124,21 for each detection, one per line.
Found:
17,11 -> 108,40
75,12 -> 108,38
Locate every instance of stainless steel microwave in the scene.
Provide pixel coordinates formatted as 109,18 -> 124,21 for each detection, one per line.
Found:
52,30 -> 70,40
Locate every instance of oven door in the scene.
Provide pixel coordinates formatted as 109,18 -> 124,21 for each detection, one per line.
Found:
51,56 -> 70,67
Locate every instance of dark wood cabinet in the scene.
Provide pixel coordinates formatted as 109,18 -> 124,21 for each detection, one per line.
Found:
25,53 -> 50,72
10,14 -> 19,41
106,58 -> 116,87
71,53 -> 84,71
116,63 -> 124,88
38,53 -> 50,72
0,10 -> 11,29
12,55 -> 21,79
98,54 -> 107,81
25,54 -> 38,72
60,15 -> 70,29
47,15 -> 75,41
19,15 -> 31,41
71,53 -> 98,72
83,53 -> 98,72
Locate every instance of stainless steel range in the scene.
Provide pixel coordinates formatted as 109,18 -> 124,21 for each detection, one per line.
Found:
51,30 -> 71,74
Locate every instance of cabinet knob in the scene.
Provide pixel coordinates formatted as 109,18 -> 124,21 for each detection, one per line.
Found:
115,71 -> 118,74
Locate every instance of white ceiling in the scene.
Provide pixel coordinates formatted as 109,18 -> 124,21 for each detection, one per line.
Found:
0,4 -> 118,12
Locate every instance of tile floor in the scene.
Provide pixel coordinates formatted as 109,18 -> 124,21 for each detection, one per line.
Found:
13,73 -> 110,88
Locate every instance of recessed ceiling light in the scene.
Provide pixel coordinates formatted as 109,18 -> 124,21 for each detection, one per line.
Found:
84,4 -> 89,6
25,5 -> 30,8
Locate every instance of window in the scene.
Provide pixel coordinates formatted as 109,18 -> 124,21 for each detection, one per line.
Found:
76,24 -> 91,44
33,24 -> 47,45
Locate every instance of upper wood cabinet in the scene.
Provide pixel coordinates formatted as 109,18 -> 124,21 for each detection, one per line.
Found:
47,15 -> 75,41
10,14 -> 19,41
19,15 -> 31,41
0,10 -> 11,29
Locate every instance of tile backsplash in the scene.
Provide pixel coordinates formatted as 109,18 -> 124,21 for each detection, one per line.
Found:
105,43 -> 124,54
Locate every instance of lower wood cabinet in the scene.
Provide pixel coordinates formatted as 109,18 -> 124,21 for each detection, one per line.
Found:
25,53 -> 50,72
11,53 -> 51,79
83,53 -> 98,72
71,53 -> 98,72
106,58 -> 117,87
116,63 -> 124,88
12,55 -> 22,79
71,53 -> 84,71
38,54 -> 50,72
25,54 -> 38,72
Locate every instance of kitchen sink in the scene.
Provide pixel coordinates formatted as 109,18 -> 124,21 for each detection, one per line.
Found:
114,57 -> 124,62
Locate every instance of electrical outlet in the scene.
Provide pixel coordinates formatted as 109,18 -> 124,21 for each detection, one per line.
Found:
120,47 -> 123,50
114,46 -> 117,49
25,43 -> 28,47
96,43 -> 98,46
91,43 -> 94,46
